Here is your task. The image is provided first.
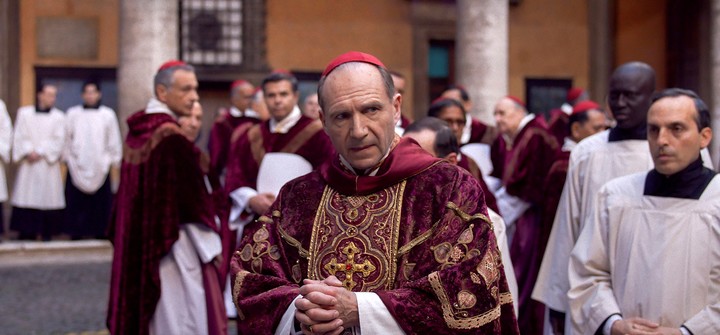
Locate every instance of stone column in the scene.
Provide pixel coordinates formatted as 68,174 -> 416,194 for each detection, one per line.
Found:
117,0 -> 179,135
710,0 -> 720,168
588,0 -> 614,103
455,0 -> 508,124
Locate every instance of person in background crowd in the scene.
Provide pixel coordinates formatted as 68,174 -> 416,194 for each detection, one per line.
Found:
63,81 -> 122,240
10,83 -> 65,241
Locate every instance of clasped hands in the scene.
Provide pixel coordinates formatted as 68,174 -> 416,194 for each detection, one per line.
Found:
294,275 -> 358,335
611,317 -> 682,335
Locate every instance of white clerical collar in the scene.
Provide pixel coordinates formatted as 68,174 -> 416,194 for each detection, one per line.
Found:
338,139 -> 396,177
269,105 -> 302,134
461,114 -> 472,144
517,113 -> 535,133
145,98 -> 177,120
502,113 -> 535,145
562,137 -> 577,152
229,106 -> 261,119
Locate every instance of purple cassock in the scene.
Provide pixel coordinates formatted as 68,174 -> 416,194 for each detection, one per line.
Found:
467,117 -> 498,145
107,111 -> 226,335
207,108 -> 262,177
457,154 -> 500,215
230,137 -> 519,334
490,116 -> 559,335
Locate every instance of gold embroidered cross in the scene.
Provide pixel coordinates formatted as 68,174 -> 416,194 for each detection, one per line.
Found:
324,242 -> 376,290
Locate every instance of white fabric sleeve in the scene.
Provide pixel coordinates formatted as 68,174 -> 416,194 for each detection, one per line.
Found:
356,292 -> 405,335
680,326 -> 691,335
602,314 -> 622,335
568,186 -> 621,334
40,112 -> 66,163
12,108 -> 32,162
488,209 -> 519,316
106,108 -> 124,167
274,295 -> 302,335
229,186 -> 258,230
495,186 -> 531,228
183,224 -> 222,264
0,100 -> 12,163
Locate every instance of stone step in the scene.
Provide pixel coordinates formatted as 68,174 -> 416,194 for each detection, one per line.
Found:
0,240 -> 113,267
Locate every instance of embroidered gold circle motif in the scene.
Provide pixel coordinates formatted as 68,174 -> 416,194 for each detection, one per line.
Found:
457,290 -> 477,309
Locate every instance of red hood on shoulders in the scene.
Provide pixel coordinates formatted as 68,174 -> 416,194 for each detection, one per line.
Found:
320,137 -> 442,195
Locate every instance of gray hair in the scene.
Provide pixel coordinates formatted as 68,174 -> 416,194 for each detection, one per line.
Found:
153,63 -> 195,97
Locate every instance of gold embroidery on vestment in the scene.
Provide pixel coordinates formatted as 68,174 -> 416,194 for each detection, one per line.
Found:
428,271 -> 502,329
307,182 -> 405,291
445,202 -> 492,229
397,218 -> 441,256
323,242 -> 378,290
233,270 -> 251,320
278,224 -> 308,258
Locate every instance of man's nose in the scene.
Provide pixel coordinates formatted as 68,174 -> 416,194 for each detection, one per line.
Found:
350,114 -> 368,138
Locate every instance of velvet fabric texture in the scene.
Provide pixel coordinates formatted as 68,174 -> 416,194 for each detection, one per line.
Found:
491,116 -> 559,335
467,118 -> 498,145
547,109 -> 570,147
457,155 -> 500,215
208,109 -> 261,177
224,115 -> 335,193
107,111 -> 222,335
230,138 -> 519,334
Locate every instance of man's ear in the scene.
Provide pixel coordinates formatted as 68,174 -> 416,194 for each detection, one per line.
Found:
570,122 -> 581,141
700,126 -> 713,149
392,93 -> 402,124
156,84 -> 168,103
444,152 -> 458,165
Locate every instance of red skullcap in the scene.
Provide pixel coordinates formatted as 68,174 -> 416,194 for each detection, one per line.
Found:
572,100 -> 600,115
231,80 -> 249,90
158,60 -> 188,72
505,95 -> 525,108
567,87 -> 585,102
322,51 -> 386,77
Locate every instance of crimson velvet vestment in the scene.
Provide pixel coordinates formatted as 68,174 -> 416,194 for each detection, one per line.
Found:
107,111 -> 224,335
457,155 -> 500,214
224,115 -> 334,193
208,108 -> 261,178
465,117 -> 498,145
230,138 -> 519,334
547,108 -> 570,147
490,115 -> 558,335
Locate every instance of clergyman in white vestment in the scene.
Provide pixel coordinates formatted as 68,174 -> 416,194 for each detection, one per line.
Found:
569,89 -> 719,335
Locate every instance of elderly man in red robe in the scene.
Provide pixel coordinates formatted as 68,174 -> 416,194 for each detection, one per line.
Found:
208,79 -> 262,179
107,61 -> 226,335
230,51 -> 519,335
489,96 -> 558,335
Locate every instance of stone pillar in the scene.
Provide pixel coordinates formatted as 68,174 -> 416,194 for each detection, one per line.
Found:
117,0 -> 179,135
588,0 -> 614,103
455,0 -> 508,125
711,0 -> 720,168
0,0 -> 20,112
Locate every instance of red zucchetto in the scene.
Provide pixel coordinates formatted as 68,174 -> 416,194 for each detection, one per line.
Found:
572,100 -> 600,115
321,51 -> 386,77
157,60 -> 188,72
